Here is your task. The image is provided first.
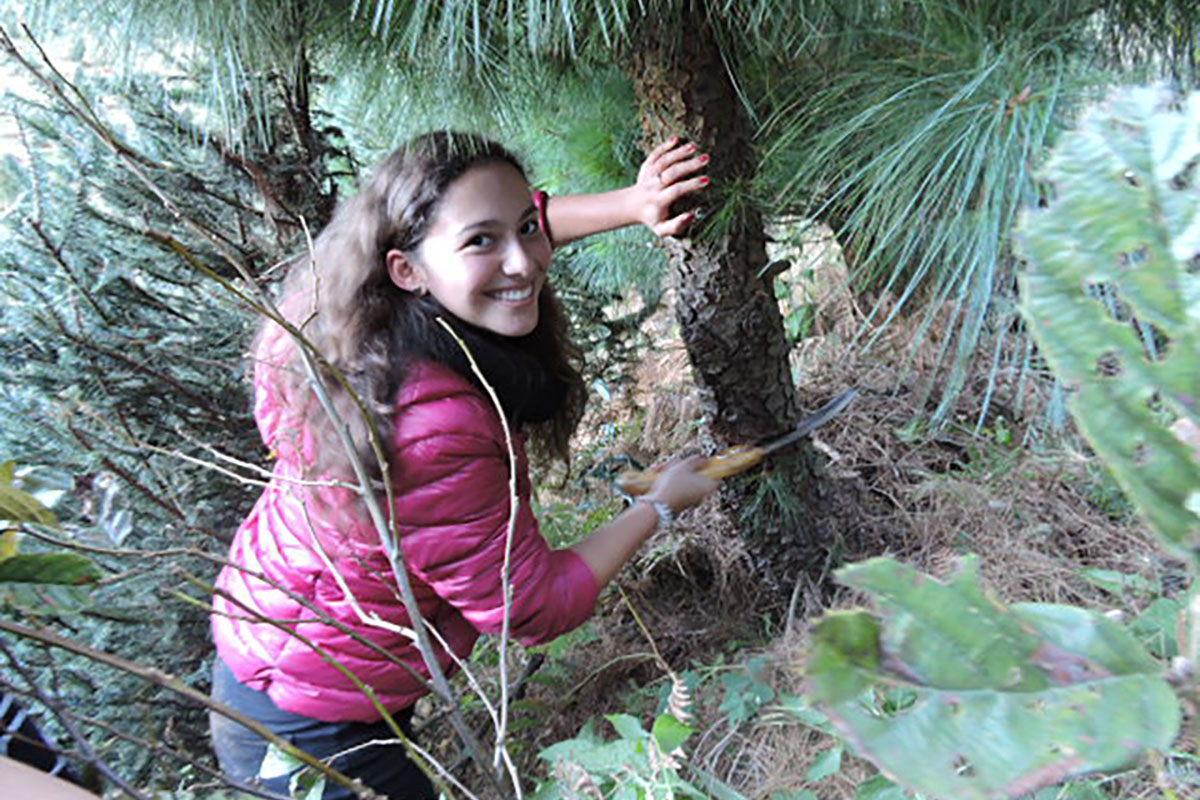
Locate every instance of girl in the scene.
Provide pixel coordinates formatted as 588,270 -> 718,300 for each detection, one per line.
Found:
210,131 -> 718,799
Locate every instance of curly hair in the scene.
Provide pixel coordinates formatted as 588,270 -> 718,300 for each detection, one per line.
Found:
259,131 -> 585,477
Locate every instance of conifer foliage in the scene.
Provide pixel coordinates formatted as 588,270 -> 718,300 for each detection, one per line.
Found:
0,35 -> 339,787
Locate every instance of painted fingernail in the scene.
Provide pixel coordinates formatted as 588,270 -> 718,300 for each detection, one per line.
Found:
699,176 -> 710,185
698,154 -> 710,164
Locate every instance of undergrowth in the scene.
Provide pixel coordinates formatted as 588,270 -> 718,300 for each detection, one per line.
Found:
422,226 -> 1183,798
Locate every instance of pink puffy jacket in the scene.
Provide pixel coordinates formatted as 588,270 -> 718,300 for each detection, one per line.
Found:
211,326 -> 600,722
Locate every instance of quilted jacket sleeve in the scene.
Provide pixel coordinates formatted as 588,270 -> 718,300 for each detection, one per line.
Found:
250,315 -> 314,465
391,363 -> 600,646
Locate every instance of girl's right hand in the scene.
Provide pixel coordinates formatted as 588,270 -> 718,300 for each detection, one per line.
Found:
633,138 -> 711,237
644,455 -> 720,513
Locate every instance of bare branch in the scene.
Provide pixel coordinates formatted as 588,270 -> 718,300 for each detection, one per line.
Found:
0,26 -> 530,797
0,619 -> 383,798
435,318 -> 523,792
0,639 -> 153,800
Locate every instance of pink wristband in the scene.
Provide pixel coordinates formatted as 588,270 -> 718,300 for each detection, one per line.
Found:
533,189 -> 553,248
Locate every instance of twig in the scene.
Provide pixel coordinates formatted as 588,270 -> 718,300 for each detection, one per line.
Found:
436,318 -> 523,792
31,698 -> 297,800
0,619 -> 380,798
1,25 -> 518,797
0,638 -> 149,799
14,528 -> 435,689
616,584 -> 672,675
286,310 -> 509,796
180,569 -> 433,700
27,217 -> 113,325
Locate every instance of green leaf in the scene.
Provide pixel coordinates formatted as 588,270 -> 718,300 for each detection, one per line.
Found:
258,743 -> 304,780
540,718 -> 645,779
812,557 -> 1180,800
1016,86 -> 1200,569
854,776 -> 910,800
805,745 -> 843,782
558,739 -> 642,776
651,714 -> 693,754
773,693 -> 832,731
719,665 -> 778,724
0,485 -> 58,527
808,610 -> 880,704
1130,596 -> 1183,659
605,713 -> 646,741
1077,568 -> 1157,599
293,770 -> 326,800
836,556 -> 1046,690
0,553 -> 102,584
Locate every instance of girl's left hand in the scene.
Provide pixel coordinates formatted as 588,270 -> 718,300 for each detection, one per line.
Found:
633,137 -> 710,237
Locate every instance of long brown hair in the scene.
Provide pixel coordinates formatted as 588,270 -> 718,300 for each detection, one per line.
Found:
259,131 -> 584,477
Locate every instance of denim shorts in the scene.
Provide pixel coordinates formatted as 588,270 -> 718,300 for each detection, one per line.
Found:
209,657 -> 435,799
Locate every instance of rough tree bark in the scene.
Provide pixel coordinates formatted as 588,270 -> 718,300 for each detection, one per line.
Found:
626,27 -> 797,445
624,17 -> 833,592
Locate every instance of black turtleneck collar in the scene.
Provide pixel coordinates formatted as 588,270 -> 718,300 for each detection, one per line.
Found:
406,298 -> 567,425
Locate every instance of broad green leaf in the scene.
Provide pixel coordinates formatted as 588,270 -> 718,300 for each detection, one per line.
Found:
805,745 -> 843,782
720,668 -> 778,724
605,713 -> 646,742
540,728 -> 643,778
0,553 -> 102,584
811,557 -> 1180,800
773,693 -> 833,732
1130,596 -> 1183,658
1016,86 -> 1200,568
808,610 -> 880,705
836,556 -> 1045,690
651,714 -> 693,754
1077,568 -> 1156,599
854,776 -> 910,800
1010,603 -> 1161,676
827,674 -> 1175,799
293,771 -> 326,800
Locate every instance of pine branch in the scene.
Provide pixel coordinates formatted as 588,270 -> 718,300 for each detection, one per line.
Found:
26,217 -> 113,326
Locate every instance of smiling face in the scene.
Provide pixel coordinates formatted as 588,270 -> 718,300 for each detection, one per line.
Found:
386,161 -> 551,338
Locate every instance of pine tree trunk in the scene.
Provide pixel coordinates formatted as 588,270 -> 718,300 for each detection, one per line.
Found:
627,27 -> 798,444
625,20 -> 832,592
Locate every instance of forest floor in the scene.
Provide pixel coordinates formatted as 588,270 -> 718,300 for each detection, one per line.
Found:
424,233 -> 1188,799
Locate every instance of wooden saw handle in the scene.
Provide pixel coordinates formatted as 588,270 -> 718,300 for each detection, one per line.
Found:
616,445 -> 767,496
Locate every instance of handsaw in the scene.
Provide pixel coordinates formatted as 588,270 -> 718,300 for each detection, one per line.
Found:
616,388 -> 858,496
